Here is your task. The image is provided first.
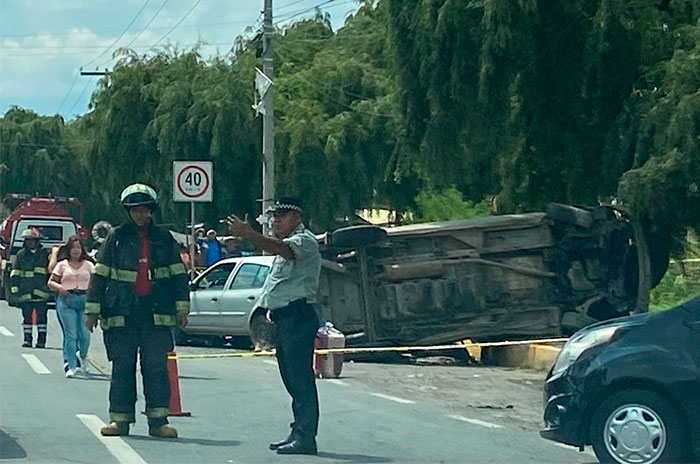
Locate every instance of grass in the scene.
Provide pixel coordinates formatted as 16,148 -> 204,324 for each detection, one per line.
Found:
649,269 -> 700,312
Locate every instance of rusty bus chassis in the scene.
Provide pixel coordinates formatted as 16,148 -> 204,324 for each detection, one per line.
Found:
315,203 -> 665,346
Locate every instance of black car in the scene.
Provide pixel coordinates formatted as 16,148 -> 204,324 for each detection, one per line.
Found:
541,296 -> 700,464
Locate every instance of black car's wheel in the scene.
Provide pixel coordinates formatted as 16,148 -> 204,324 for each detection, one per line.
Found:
332,225 -> 387,248
590,389 -> 687,464
250,311 -> 274,351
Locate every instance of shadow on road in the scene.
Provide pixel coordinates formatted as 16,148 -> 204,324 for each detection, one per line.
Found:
0,429 -> 27,459
178,375 -> 220,381
126,435 -> 241,446
315,451 -> 392,462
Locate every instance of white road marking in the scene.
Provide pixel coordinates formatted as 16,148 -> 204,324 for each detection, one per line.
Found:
325,379 -> 350,387
0,326 -> 14,336
77,414 -> 148,464
553,442 -> 596,456
370,393 -> 416,404
21,354 -> 51,374
447,414 -> 504,429
262,360 -> 277,366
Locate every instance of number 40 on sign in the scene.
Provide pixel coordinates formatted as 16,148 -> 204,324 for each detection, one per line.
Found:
173,161 -> 213,203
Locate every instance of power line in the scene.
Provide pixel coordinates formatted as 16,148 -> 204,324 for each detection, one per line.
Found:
276,0 -> 310,12
82,0 -> 151,69
56,70 -> 81,114
274,0 -> 342,24
96,0 -> 170,68
273,48 -> 394,118
149,0 -> 203,50
0,18 -> 258,40
64,79 -> 93,118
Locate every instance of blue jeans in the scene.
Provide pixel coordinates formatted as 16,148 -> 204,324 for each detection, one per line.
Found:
55,293 -> 90,370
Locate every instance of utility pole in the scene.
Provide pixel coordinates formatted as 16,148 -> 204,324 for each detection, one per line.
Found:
261,0 -> 275,236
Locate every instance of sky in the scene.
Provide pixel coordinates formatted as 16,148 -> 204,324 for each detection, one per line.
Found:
0,0 -> 360,120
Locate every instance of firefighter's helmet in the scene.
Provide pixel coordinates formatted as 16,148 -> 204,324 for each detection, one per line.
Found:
120,183 -> 158,209
20,229 -> 40,240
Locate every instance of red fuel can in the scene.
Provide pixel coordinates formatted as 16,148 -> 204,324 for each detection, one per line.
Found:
313,324 -> 345,378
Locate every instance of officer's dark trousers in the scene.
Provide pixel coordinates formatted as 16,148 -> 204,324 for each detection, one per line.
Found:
273,300 -> 320,441
21,302 -> 48,345
103,304 -> 173,426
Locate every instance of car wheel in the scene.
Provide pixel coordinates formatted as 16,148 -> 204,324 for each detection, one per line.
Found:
250,311 -> 274,351
590,389 -> 686,464
173,327 -> 188,346
331,225 -> 387,248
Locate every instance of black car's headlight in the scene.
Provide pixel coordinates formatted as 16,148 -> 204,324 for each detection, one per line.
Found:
551,325 -> 619,375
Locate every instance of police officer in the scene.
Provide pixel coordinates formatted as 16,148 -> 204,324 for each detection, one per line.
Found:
85,183 -> 189,438
10,229 -> 50,348
227,197 -> 321,456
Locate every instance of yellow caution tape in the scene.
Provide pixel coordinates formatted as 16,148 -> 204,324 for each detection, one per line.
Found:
168,337 -> 569,360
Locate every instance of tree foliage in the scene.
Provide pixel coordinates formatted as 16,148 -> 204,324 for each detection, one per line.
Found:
2,0 -> 699,244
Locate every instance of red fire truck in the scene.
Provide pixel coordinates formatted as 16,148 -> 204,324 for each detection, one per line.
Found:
0,194 -> 86,300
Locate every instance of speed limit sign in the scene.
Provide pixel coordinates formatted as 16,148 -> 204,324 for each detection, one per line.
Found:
173,161 -> 213,202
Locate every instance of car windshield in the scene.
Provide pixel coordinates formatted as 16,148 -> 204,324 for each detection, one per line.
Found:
196,262 -> 236,290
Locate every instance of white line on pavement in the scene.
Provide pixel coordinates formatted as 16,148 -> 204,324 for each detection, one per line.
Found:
447,414 -> 504,429
262,360 -> 277,366
325,379 -> 350,387
21,354 -> 51,374
77,414 -> 148,464
370,393 -> 416,404
0,326 -> 14,336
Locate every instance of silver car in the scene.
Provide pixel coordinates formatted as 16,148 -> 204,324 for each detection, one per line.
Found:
178,256 -> 275,348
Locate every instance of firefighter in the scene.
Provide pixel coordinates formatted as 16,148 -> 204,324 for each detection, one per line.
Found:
10,228 -> 51,348
85,183 -> 189,438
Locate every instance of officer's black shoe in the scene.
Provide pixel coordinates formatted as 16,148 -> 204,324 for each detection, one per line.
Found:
268,435 -> 294,450
35,343 -> 45,349
21,341 -> 31,348
276,439 -> 317,455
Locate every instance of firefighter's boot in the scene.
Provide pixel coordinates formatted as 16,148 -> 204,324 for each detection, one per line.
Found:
100,422 -> 129,436
148,424 -> 178,439
22,331 -> 32,348
36,330 -> 46,349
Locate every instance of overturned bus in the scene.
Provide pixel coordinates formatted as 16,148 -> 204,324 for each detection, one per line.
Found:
316,204 -> 666,345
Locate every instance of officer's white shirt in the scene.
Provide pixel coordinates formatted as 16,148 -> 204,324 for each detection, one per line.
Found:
258,223 -> 321,310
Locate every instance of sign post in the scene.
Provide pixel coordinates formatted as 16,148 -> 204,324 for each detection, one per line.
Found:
173,161 -> 213,273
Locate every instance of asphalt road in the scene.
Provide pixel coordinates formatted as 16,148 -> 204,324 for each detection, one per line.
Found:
0,300 -> 597,464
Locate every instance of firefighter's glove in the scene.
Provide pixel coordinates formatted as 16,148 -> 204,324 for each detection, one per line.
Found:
86,314 -> 99,332
177,313 -> 188,329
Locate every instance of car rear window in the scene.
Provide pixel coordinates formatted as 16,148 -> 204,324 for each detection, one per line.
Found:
229,264 -> 269,289
21,225 -> 64,241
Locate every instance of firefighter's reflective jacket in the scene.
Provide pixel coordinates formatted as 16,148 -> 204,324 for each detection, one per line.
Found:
9,247 -> 50,304
85,222 -> 189,330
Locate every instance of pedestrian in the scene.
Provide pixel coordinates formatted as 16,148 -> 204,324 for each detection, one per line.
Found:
47,235 -> 95,378
227,197 -> 321,455
85,183 -> 189,438
202,229 -> 224,267
10,229 -> 51,348
222,236 -> 242,258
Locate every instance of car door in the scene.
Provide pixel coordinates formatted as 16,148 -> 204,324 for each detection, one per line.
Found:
217,263 -> 270,334
686,298 -> 700,454
188,261 -> 237,333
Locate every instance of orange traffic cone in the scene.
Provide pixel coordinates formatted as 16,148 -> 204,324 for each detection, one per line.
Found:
141,351 -> 191,417
31,308 -> 37,325
167,351 -> 191,417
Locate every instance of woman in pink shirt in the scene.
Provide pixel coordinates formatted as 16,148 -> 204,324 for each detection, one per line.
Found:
48,235 -> 95,378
